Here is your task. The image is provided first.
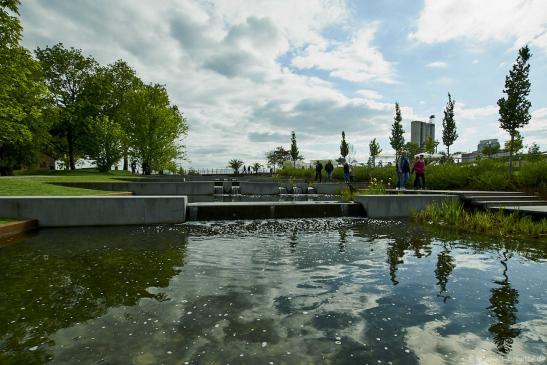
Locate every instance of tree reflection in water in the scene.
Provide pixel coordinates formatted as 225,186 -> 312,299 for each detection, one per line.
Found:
488,250 -> 521,354
435,244 -> 455,302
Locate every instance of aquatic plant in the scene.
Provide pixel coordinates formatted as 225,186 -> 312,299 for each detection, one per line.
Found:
413,200 -> 547,240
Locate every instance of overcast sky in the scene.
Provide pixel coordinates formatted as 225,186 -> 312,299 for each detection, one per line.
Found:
20,0 -> 547,168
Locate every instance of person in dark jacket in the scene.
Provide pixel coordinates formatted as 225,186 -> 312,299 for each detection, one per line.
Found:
396,151 -> 410,190
325,160 -> 334,182
343,162 -> 350,183
315,161 -> 323,182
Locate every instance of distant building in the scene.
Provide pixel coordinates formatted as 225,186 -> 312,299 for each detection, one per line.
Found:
411,117 -> 435,148
477,139 -> 500,152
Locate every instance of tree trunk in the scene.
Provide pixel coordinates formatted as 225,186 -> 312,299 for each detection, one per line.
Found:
123,153 -> 128,171
508,134 -> 514,176
67,126 -> 75,170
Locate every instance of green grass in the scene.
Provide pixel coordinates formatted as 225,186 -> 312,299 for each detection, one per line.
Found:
413,199 -> 547,241
0,169 -> 137,196
0,219 -> 16,225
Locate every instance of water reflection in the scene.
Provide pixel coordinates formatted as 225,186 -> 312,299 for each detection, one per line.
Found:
435,244 -> 455,302
0,226 -> 186,364
0,219 -> 545,364
488,250 -> 521,354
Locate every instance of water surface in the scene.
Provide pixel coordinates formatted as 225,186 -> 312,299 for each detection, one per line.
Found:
0,219 -> 545,364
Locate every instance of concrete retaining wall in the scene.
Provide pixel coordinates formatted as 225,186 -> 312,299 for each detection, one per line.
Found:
187,201 -> 364,221
0,196 -> 187,227
354,194 -> 459,218
55,182 -> 214,195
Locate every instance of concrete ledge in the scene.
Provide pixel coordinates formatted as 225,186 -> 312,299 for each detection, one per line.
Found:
0,196 -> 187,227
354,194 -> 459,218
53,182 -> 214,196
186,201 -> 364,221
0,219 -> 38,238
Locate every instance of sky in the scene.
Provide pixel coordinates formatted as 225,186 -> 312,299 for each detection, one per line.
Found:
19,0 -> 547,168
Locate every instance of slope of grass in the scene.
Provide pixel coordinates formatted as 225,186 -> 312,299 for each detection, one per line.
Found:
1,169 -> 136,196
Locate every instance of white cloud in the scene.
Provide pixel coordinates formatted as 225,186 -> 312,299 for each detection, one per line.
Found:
409,0 -> 547,53
426,61 -> 447,68
356,89 -> 383,100
472,59 -> 479,64
20,0 -> 401,167
292,23 -> 395,83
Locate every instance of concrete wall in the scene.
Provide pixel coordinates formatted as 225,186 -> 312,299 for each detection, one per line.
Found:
55,182 -> 214,196
239,182 -> 279,195
354,194 -> 459,218
0,196 -> 187,227
187,202 -> 364,221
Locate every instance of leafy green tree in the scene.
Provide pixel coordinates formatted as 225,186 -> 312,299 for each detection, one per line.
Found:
424,135 -> 436,154
368,138 -> 382,167
85,116 -> 124,172
504,131 -> 524,156
228,159 -> 244,174
340,131 -> 349,162
266,146 -> 290,172
442,93 -> 457,158
404,141 -> 420,158
81,60 -> 143,170
389,102 -> 405,156
35,43 -> 98,170
125,84 -> 188,175
289,131 -> 303,167
0,0 -> 49,175
498,46 -> 532,176
481,143 -> 500,158
252,162 -> 262,174
526,142 -> 542,161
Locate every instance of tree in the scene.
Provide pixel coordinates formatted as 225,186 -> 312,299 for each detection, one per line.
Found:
389,102 -> 405,156
228,159 -> 243,174
424,135 -> 436,154
481,143 -> 500,158
85,116 -> 124,172
504,131 -> 524,156
81,60 -> 143,170
340,131 -> 349,162
442,93 -> 457,158
289,131 -> 303,167
498,45 -> 532,176
404,142 -> 420,159
369,138 -> 382,167
252,162 -> 262,174
35,43 -> 98,170
526,142 -> 542,161
0,0 -> 49,175
125,84 -> 188,175
266,146 -> 290,172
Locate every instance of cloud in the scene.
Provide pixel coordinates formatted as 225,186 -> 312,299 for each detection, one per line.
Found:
356,89 -> 383,100
247,131 -> 289,143
292,23 -> 395,83
426,61 -> 447,68
409,0 -> 547,53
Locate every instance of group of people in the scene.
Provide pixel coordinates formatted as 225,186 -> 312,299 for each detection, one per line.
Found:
314,160 -> 352,183
396,152 -> 426,190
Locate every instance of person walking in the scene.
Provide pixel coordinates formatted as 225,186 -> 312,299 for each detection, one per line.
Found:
411,156 -> 419,189
343,162 -> 350,183
315,160 -> 323,182
396,151 -> 410,190
325,160 -> 334,182
414,154 -> 426,189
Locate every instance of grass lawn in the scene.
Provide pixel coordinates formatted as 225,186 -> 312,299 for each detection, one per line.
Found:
0,219 -> 16,225
0,169 -> 138,196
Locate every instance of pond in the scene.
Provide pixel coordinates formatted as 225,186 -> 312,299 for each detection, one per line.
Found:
0,219 -> 545,364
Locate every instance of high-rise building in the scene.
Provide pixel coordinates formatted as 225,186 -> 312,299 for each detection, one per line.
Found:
411,117 -> 435,148
477,139 -> 500,152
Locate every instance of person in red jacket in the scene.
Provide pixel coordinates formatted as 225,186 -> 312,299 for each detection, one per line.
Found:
414,154 -> 426,189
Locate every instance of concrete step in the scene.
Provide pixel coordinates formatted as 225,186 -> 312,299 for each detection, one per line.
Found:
467,195 -> 539,202
481,200 -> 547,208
